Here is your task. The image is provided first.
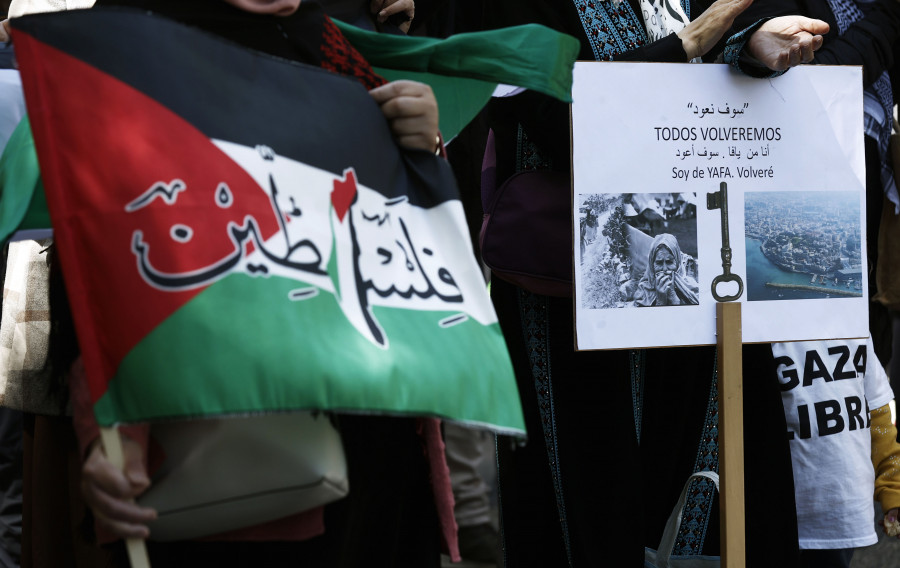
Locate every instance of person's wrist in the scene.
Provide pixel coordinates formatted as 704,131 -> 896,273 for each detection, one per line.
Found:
676,30 -> 698,61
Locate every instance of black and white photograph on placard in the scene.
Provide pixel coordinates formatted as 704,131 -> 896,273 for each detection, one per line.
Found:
579,192 -> 698,309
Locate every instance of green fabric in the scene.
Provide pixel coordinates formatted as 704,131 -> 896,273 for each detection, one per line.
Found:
374,67 -> 495,141
336,20 -> 580,103
0,117 -> 49,242
337,22 -> 579,139
96,272 -> 526,434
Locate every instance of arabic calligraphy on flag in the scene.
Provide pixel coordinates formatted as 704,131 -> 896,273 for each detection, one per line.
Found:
11,8 -> 524,434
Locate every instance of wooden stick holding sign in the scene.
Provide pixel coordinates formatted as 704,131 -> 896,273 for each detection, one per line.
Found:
716,302 -> 744,568
708,182 -> 745,568
99,427 -> 152,568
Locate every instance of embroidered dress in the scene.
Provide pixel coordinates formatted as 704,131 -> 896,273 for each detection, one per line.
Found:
484,1 -> 800,566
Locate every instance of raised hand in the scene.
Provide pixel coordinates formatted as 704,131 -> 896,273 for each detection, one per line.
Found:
369,80 -> 439,152
677,0 -> 754,60
371,0 -> 415,34
745,16 -> 829,71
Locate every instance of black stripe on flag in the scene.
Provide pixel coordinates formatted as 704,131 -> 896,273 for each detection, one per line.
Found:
12,8 -> 459,208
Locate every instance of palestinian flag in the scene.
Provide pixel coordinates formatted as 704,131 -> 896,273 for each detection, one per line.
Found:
1,13 -> 581,243
11,8 -> 526,434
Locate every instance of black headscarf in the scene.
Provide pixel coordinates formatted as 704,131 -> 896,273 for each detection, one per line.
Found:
93,0 -> 383,89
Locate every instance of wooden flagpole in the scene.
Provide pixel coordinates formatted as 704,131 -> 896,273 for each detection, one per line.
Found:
99,427 -> 152,568
716,302 -> 745,568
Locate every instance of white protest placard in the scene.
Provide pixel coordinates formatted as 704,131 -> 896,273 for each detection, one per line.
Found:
572,62 -> 866,349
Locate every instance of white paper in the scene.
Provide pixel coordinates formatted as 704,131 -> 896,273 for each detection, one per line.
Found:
572,62 -> 867,349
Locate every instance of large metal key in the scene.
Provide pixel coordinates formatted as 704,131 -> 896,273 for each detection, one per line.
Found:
706,182 -> 744,302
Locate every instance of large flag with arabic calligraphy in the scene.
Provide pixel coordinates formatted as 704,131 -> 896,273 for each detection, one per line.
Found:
10,9 -> 525,434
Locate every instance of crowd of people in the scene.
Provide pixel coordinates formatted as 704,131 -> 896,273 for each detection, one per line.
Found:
0,0 -> 898,567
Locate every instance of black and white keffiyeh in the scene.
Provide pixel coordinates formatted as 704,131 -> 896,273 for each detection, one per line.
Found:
827,0 -> 899,211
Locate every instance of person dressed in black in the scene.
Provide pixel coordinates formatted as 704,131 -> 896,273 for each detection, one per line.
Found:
20,1 -> 451,566
479,1 -> 830,566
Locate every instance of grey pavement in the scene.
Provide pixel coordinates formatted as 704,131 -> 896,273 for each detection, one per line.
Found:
851,501 -> 900,568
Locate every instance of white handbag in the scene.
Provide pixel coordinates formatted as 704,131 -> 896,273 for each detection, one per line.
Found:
644,471 -> 721,568
137,411 -> 348,541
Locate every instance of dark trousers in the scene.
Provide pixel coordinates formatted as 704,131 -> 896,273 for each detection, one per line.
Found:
0,408 -> 21,568
798,548 -> 854,568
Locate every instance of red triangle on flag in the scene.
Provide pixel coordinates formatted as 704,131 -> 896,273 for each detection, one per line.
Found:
15,30 -> 281,403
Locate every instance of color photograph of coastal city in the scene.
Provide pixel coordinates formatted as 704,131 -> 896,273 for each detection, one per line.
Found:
744,191 -> 863,301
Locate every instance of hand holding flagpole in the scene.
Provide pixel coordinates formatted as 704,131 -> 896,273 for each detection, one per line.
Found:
98,427 -> 152,568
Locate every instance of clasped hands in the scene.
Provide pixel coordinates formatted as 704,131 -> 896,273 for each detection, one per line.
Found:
676,0 -> 829,69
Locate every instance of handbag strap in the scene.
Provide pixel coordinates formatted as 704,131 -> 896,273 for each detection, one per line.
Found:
631,352 -> 719,556
517,288 -> 574,566
656,471 -> 720,568
673,354 -> 719,555
629,349 -> 645,444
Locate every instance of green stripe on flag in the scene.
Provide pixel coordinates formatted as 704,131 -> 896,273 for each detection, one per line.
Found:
0,117 -> 50,242
335,21 -> 580,139
96,273 -> 526,434
335,21 -> 579,101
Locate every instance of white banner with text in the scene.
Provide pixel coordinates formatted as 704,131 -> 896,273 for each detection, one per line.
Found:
572,62 -> 867,349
